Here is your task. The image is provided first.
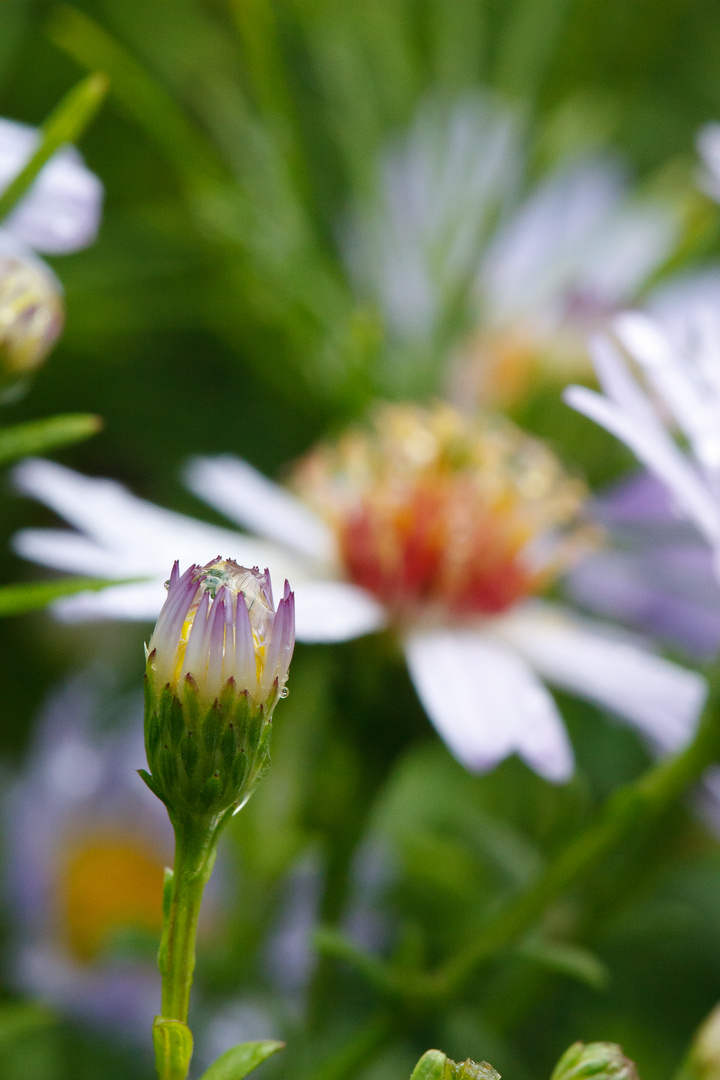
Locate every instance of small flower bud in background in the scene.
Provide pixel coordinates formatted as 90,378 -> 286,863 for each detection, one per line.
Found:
551,1042 -> 639,1080
141,558 -> 295,827
678,1003 -> 720,1080
409,1049 -> 501,1080
0,249 -> 63,400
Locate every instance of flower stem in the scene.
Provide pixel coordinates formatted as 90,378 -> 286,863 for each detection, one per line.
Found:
430,680 -> 720,1001
316,674 -> 720,1009
159,818 -> 218,1025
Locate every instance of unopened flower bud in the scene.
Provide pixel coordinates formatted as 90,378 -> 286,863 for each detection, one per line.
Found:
0,250 -> 63,399
678,1003 -> 720,1080
551,1042 -> 638,1080
141,558 -> 295,826
410,1049 -> 500,1080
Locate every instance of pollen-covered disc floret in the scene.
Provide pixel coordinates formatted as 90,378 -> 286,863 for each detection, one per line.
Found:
142,559 -> 294,823
292,403 -> 588,621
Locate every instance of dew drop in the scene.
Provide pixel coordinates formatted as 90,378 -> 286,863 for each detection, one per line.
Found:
279,687 -> 289,699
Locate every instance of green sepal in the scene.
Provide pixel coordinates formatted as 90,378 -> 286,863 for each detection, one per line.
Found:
137,768 -> 168,807
410,1050 -> 447,1080
153,1015 -> 193,1080
143,669 -> 275,827
197,1039 -> 284,1080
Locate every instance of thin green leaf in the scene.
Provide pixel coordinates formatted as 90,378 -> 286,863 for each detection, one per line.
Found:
0,577 -> 136,618
0,413 -> 102,466
518,937 -> 610,990
47,4 -> 225,184
197,1040 -> 284,1080
0,72 -> 108,223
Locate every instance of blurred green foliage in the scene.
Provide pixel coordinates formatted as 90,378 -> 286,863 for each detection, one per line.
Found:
3,3 -> 720,1080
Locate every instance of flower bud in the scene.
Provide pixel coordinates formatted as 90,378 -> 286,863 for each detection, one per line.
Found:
141,559 -> 295,825
409,1049 -> 500,1080
551,1042 -> 638,1080
678,1002 -> 720,1080
0,250 -> 63,400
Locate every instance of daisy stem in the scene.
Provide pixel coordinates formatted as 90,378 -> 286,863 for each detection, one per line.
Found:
317,674 -> 720,1011
155,816 -> 218,1076
429,677 -> 720,1002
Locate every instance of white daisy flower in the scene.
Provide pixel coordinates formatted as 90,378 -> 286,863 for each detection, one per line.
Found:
0,117 -> 103,381
344,94 -> 681,405
565,307 -> 720,573
12,403 -> 706,784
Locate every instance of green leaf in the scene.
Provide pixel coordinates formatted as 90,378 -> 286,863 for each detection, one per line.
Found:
0,577 -> 135,617
47,4 -> 224,184
0,72 -> 107,223
518,938 -> 610,990
0,1002 -> 55,1054
153,1016 -> 193,1080
197,1040 -> 284,1080
0,413 -> 102,466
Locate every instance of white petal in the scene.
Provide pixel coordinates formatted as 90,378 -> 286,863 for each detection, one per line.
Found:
0,118 -> 103,254
184,455 -> 335,564
564,381 -> 720,546
403,629 -> 574,782
293,581 -> 387,643
52,580 -> 167,622
496,603 -> 707,756
12,458 -> 308,585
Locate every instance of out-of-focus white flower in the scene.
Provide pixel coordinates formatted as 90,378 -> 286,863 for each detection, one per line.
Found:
566,471 -> 720,661
12,403 -> 706,785
345,95 -> 681,405
0,118 -> 103,386
4,669 -> 172,1035
565,309 -> 720,575
0,119 -> 102,254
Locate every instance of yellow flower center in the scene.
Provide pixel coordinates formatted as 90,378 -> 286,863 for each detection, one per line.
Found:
58,831 -> 165,963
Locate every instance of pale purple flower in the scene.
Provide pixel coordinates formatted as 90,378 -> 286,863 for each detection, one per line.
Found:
0,118 -> 103,376
565,309 -> 720,574
11,408 -> 707,787
0,119 -> 102,255
4,668 -> 171,1036
344,94 -> 681,402
567,472 -> 720,661
148,558 -> 295,709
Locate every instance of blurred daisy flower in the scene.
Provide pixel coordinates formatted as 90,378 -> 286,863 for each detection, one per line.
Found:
566,470 -> 720,663
0,118 -> 103,392
565,309 -> 720,573
5,668 -> 171,1034
12,402 -> 705,783
344,94 -> 682,406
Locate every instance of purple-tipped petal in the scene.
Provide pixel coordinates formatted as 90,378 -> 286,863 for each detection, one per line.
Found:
181,590 -> 211,684
233,592 -> 256,693
205,586 -> 229,693
261,591 -> 295,697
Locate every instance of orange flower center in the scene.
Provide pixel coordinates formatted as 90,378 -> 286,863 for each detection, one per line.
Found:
58,831 -> 165,963
292,403 -> 587,622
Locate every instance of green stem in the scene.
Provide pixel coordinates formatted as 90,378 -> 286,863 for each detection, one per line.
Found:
431,688 -> 720,1000
159,819 -> 218,1024
317,678 -> 720,1009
